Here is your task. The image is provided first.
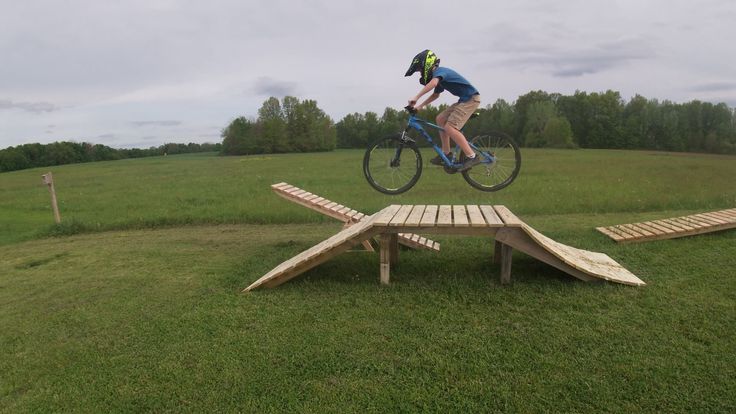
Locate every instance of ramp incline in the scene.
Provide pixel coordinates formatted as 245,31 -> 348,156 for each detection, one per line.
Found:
245,204 -> 645,291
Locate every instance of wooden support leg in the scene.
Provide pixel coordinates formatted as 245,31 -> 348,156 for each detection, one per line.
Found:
493,240 -> 502,264
500,243 -> 513,284
389,233 -> 399,266
361,239 -> 376,252
380,233 -> 391,285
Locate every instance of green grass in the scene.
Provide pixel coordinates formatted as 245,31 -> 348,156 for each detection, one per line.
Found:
2,149 -> 735,246
1,149 -> 735,412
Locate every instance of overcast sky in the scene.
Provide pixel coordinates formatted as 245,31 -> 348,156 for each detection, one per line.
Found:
1,0 -> 735,149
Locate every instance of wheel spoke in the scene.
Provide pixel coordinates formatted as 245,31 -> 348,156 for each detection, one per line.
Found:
364,136 -> 422,194
462,132 -> 521,191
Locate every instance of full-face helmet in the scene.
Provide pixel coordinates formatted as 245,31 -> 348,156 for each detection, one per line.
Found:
404,49 -> 440,85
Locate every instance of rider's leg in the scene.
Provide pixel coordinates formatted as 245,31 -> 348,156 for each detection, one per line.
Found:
445,95 -> 482,158
435,112 -> 451,154
445,125 -> 475,157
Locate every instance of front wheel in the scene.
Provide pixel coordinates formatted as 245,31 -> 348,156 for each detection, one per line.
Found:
461,132 -> 521,192
363,134 -> 422,195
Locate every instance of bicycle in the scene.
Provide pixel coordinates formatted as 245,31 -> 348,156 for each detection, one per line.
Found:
363,106 -> 522,194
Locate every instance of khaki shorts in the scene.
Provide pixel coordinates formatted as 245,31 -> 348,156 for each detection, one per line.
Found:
439,94 -> 481,130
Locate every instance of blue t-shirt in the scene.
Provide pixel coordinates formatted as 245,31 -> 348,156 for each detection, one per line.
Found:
432,67 -> 479,102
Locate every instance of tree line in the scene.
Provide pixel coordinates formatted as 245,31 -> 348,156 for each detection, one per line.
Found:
334,90 -> 736,154
0,141 -> 221,173
221,96 -> 336,155
222,91 -> 735,155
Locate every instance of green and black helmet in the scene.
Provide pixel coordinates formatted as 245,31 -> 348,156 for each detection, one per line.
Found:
404,49 -> 440,85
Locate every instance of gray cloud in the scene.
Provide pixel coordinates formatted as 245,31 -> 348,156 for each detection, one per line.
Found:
1,1 -> 734,149
496,36 -> 654,78
130,120 -> 182,127
96,133 -> 116,139
252,77 -> 298,97
0,99 -> 59,113
690,82 -> 736,92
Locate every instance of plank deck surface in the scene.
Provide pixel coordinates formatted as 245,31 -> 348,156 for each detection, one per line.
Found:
597,208 -> 736,243
271,183 -> 439,252
247,201 -> 645,290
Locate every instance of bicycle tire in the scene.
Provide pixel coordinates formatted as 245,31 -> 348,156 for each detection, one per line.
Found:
363,134 -> 423,195
461,132 -> 521,192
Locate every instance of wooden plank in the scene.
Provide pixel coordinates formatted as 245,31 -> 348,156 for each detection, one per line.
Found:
519,224 -> 645,286
345,210 -> 359,219
245,217 -> 381,291
453,205 -> 469,227
709,211 -> 736,221
613,225 -> 645,239
682,215 -> 717,227
380,234 -> 391,285
389,205 -> 414,226
466,205 -> 486,227
659,219 -> 693,231
373,205 -> 403,226
493,205 -> 523,227
697,213 -> 728,224
605,225 -> 634,240
404,205 -> 426,226
630,222 -> 662,236
621,223 -> 655,237
641,221 -> 676,234
270,183 -> 441,253
716,209 -> 736,218
668,218 -> 701,230
596,226 -> 627,242
437,205 -> 453,227
275,184 -> 294,192
420,205 -> 438,227
295,191 -> 312,200
479,205 -> 503,226
500,243 -> 513,284
651,220 -> 684,232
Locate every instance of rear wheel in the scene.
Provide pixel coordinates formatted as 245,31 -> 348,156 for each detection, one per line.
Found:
461,132 -> 521,192
363,134 -> 422,195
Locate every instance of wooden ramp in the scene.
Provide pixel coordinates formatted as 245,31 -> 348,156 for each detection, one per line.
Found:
244,208 -> 390,291
596,208 -> 736,243
271,182 -> 439,252
244,205 -> 645,291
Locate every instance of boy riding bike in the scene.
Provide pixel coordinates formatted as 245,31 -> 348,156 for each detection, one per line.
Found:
405,49 -> 482,171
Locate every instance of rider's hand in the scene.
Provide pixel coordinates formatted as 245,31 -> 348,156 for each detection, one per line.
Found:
408,99 -> 417,107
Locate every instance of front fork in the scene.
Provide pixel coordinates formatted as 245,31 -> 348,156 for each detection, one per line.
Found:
392,130 -> 415,167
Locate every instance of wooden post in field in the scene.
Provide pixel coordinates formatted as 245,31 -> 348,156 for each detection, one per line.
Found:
41,172 -> 61,224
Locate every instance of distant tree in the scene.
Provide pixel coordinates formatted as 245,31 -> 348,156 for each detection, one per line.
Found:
514,90 -> 553,143
523,101 -> 556,147
0,147 -> 30,172
258,97 -> 288,152
543,116 -> 576,148
221,116 -> 257,155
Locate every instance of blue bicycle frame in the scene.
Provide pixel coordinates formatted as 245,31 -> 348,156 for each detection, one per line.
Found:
401,113 -> 494,169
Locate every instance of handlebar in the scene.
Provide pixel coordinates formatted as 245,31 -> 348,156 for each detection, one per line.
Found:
404,105 -> 418,115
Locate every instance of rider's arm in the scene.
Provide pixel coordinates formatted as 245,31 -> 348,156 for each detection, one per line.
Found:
416,93 -> 440,110
408,77 -> 440,107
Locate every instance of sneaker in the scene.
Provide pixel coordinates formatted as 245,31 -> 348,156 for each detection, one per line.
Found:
430,152 -> 453,166
458,155 -> 482,172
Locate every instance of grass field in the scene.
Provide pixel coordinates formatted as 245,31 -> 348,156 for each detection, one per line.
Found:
1,149 -> 735,412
